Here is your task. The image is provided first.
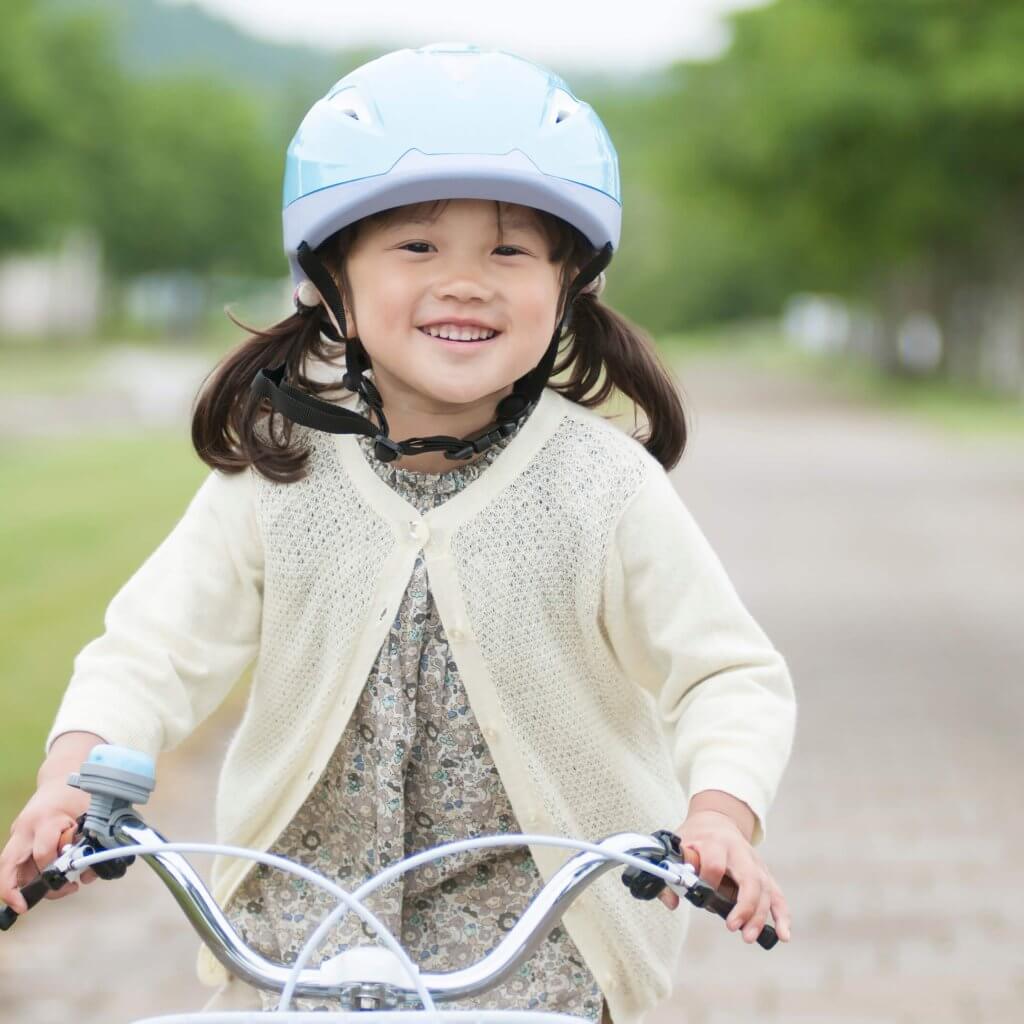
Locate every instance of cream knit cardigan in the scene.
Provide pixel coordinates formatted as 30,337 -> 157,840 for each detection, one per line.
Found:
46,386 -> 796,1024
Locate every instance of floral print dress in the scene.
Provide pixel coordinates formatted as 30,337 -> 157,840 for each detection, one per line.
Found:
223,404 -> 607,1021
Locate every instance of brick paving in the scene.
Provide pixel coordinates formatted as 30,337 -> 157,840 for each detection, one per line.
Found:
649,357 -> 1024,1024
1,351 -> 1021,1022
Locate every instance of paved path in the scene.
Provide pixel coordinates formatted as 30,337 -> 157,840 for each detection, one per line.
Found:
649,358 -> 1024,1024
1,351 -> 1021,1022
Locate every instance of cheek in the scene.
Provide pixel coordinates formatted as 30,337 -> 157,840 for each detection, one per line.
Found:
509,265 -> 558,316
352,277 -> 417,341
377,280 -> 418,327
519,280 -> 563,340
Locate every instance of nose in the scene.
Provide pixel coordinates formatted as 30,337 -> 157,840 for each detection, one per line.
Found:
432,262 -> 495,304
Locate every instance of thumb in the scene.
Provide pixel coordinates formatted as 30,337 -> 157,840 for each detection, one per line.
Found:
32,816 -> 72,875
0,838 -> 32,913
682,844 -> 701,874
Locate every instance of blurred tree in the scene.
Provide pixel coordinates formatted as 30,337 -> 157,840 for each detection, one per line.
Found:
630,0 -> 1024,378
682,1 -> 1024,290
0,0 -> 108,251
1,0 -> 281,279
7,0 -> 1023,385
93,75 -> 280,277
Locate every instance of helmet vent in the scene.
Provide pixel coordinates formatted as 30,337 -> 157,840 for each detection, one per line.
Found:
546,88 -> 581,127
328,87 -> 372,124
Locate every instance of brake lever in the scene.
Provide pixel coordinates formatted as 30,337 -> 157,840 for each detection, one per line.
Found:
0,834 -> 95,932
621,828 -> 779,950
0,814 -> 136,933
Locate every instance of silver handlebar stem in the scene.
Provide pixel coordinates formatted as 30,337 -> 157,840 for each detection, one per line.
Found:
291,831 -> 666,1005
110,820 -> 669,1004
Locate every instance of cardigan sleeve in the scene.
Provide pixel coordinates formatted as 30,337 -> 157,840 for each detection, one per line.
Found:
44,467 -> 264,762
601,464 -> 796,845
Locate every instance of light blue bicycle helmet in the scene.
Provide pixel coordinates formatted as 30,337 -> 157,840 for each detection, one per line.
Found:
253,42 -> 620,464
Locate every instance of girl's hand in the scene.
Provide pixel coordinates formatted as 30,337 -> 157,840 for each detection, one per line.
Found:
655,810 -> 792,943
0,779 -> 96,913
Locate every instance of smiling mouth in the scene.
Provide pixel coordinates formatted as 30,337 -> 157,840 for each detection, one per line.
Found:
417,327 -> 502,343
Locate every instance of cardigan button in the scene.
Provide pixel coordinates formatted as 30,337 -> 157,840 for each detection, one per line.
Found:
449,627 -> 465,643
409,520 -> 428,543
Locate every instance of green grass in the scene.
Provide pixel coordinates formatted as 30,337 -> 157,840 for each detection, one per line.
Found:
657,323 -> 1024,443
0,343 -> 112,396
0,432 -> 209,828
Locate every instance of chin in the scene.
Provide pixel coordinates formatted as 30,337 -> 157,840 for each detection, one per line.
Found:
422,384 -> 504,409
407,371 -> 512,407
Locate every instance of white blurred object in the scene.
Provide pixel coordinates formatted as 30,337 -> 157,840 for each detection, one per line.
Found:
781,293 -> 850,354
897,312 -> 943,374
124,272 -> 207,336
977,287 -> 1024,397
90,346 -> 211,426
0,230 -> 102,338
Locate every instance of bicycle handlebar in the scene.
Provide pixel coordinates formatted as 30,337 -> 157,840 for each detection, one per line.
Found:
0,746 -> 778,1012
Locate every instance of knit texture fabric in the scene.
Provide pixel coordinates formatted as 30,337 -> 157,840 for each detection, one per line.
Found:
46,385 -> 796,1024
448,414 -> 663,993
222,411 -> 604,1020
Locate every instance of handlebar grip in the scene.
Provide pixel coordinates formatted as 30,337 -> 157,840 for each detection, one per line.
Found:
0,875 -> 52,932
683,878 -> 779,949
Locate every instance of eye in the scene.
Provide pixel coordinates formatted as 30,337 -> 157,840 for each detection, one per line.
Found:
397,243 -> 526,256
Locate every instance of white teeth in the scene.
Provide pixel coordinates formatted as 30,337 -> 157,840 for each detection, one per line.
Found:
422,324 -> 497,341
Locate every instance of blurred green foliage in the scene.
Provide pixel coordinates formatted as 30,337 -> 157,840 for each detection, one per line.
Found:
1,0 -> 280,275
2,0 -> 1023,367
605,0 -> 1024,333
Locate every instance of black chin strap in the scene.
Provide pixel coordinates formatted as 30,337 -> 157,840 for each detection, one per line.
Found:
250,240 -> 613,463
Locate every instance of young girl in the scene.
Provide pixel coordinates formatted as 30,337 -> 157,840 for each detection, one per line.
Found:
0,44 -> 796,1023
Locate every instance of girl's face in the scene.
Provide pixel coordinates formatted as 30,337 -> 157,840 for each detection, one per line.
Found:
339,199 -> 565,413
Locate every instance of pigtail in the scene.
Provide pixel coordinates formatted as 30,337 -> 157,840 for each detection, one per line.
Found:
191,310 -> 347,483
553,291 -> 689,471
191,201 -> 690,481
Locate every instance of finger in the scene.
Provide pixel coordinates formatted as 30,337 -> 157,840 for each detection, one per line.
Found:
657,888 -> 679,910
682,844 -> 701,874
770,887 -> 792,941
742,884 -> 773,943
57,821 -> 78,850
32,817 -> 73,875
80,868 -> 98,885
46,881 -> 79,901
725,865 -> 763,931
0,838 -> 32,913
695,846 -> 728,890
717,871 -> 739,902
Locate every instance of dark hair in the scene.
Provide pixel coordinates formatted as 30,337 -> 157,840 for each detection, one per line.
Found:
192,199 -> 689,481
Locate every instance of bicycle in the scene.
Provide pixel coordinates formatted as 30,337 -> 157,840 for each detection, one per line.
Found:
1,745 -> 777,1023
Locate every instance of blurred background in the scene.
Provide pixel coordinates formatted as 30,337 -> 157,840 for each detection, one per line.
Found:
1,1 -> 1021,1021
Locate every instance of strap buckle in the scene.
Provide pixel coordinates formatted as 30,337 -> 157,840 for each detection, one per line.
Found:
444,444 -> 476,462
444,426 -> 505,461
373,436 -> 402,463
